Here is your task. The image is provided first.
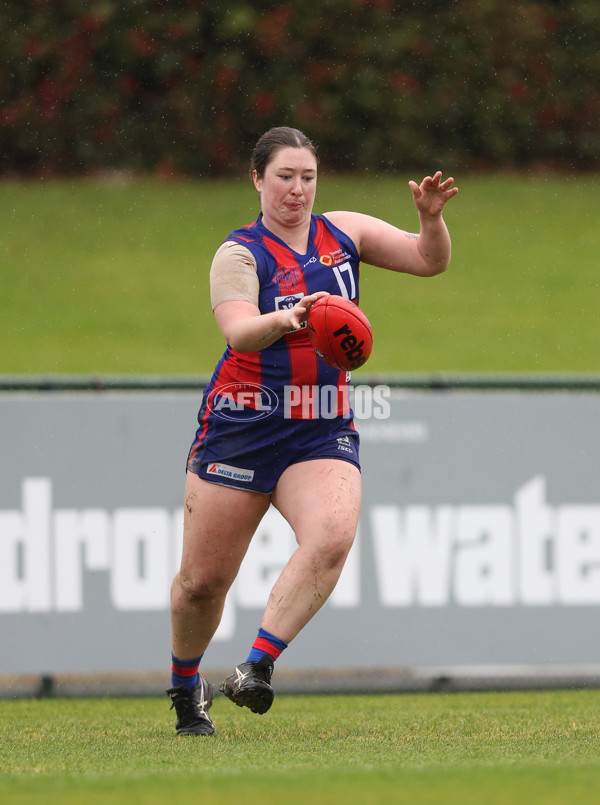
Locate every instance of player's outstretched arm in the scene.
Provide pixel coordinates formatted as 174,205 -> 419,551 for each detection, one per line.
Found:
325,171 -> 458,277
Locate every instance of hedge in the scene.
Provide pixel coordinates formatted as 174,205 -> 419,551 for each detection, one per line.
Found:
1,0 -> 599,176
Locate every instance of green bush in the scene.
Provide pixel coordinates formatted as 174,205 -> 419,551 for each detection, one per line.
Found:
1,0 -> 599,176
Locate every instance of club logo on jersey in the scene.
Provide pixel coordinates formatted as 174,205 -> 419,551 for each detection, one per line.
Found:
275,293 -> 307,331
273,265 -> 304,292
207,462 -> 255,483
210,383 -> 278,420
276,293 -> 303,310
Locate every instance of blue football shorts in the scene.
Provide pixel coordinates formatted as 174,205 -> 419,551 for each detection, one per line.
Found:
186,411 -> 360,494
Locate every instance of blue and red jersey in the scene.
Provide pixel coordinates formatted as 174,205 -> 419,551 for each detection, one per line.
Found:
201,212 -> 361,421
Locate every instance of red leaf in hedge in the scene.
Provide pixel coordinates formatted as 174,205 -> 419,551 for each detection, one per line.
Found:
79,13 -> 106,35
250,90 -> 276,118
37,77 -> 67,118
94,121 -> 115,144
129,28 -> 158,57
387,70 -> 421,96
23,35 -> 43,58
214,64 -> 240,100
255,6 -> 295,56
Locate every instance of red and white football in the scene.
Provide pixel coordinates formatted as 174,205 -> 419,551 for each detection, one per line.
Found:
307,296 -> 373,371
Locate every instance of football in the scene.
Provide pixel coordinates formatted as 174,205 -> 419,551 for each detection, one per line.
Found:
307,296 -> 373,371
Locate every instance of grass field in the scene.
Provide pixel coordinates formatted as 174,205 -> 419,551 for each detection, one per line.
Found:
2,172 -> 600,375
2,690 -> 599,804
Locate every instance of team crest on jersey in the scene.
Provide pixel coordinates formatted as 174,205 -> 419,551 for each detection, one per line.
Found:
275,293 -> 307,330
273,265 -> 304,292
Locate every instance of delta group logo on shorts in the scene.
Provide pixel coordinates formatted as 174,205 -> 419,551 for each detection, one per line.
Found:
207,462 -> 255,483
210,383 -> 279,421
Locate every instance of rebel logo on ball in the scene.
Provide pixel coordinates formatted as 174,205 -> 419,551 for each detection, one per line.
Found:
332,323 -> 368,369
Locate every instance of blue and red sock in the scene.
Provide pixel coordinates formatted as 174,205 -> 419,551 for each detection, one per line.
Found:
245,627 -> 288,663
171,653 -> 203,691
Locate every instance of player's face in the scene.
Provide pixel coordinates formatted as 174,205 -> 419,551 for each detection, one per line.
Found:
253,147 -> 317,231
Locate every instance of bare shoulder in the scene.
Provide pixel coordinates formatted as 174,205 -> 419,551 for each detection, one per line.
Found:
322,210 -> 363,230
323,210 -> 409,255
321,210 -> 373,247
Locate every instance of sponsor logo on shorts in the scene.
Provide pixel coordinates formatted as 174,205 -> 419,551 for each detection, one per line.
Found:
337,435 -> 353,454
207,462 -> 255,483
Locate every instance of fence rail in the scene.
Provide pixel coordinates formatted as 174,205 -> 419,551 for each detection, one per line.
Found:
2,374 -> 600,392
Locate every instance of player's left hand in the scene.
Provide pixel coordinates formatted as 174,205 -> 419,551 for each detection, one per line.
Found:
409,171 -> 458,217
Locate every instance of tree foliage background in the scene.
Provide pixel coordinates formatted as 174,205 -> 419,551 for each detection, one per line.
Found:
1,0 -> 599,176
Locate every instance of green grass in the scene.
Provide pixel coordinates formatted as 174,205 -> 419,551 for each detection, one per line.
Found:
2,173 -> 600,376
1,690 -> 600,804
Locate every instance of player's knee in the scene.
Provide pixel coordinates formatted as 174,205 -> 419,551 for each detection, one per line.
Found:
176,569 -> 231,605
318,528 -> 355,571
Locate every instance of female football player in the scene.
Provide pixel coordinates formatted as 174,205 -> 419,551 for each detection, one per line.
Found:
166,127 -> 458,735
